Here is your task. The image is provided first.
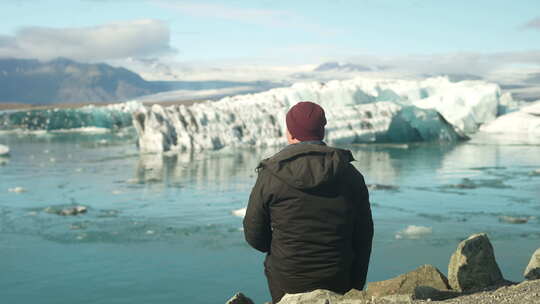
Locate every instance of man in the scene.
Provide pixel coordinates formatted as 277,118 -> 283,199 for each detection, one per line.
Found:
243,101 -> 374,303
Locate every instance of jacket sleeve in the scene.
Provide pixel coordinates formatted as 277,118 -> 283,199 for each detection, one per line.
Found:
243,168 -> 272,253
349,165 -> 374,290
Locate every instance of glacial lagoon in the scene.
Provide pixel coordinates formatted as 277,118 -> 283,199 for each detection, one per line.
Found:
0,130 -> 539,304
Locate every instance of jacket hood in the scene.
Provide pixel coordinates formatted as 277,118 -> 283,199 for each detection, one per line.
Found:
259,143 -> 354,190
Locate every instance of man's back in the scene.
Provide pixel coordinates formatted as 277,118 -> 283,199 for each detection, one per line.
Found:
243,142 -> 373,303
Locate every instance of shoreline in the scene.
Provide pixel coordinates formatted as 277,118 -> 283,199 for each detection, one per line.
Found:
0,99 -> 210,111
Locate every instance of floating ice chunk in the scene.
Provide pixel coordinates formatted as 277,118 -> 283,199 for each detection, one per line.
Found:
232,208 -> 246,218
499,216 -> 531,224
0,144 -> 9,156
50,127 -> 110,134
395,225 -> 433,239
58,206 -> 88,216
8,186 -> 26,193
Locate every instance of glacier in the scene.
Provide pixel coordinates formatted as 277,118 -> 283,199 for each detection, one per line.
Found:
0,76 -> 518,152
0,101 -> 142,132
133,76 -> 507,153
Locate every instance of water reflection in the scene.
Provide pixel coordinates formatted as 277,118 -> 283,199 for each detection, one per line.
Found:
133,143 -> 463,189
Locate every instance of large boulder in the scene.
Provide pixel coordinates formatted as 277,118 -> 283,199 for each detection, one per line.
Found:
366,264 -> 453,300
524,248 -> 540,280
225,292 -> 254,304
448,233 -> 504,291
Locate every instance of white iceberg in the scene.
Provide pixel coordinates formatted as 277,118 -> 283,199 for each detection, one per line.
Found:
0,144 -> 9,156
395,225 -> 433,239
480,100 -> 540,135
132,76 -> 499,153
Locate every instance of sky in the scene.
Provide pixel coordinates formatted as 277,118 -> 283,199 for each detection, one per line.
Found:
1,0 -> 540,74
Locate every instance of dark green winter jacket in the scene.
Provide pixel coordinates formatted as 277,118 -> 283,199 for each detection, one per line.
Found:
243,142 -> 373,295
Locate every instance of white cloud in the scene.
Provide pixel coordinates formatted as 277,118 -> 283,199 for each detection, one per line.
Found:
0,19 -> 175,61
348,50 -> 540,76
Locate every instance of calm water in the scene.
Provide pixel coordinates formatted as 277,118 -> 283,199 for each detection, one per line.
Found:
0,131 -> 539,303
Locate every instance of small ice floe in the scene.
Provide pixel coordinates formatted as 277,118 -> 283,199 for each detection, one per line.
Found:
49,157 -> 56,163
232,208 -> 246,218
98,139 -> 108,145
75,168 -> 84,172
70,223 -> 87,230
395,225 -> 433,240
145,230 -> 155,235
57,206 -> 88,216
499,215 -> 533,224
125,178 -> 139,184
367,184 -> 399,191
111,190 -> 123,195
8,186 -> 26,193
529,169 -> 540,176
0,144 -> 9,156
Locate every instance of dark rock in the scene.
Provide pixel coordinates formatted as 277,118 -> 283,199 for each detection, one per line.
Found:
225,292 -> 254,304
448,233 -> 504,291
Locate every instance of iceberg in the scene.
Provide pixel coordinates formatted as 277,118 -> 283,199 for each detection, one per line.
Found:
395,225 -> 433,240
0,144 -> 9,156
0,101 -> 143,132
133,76 -> 504,153
480,101 -> 540,135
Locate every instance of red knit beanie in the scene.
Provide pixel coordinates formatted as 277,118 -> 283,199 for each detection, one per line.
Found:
286,101 -> 327,141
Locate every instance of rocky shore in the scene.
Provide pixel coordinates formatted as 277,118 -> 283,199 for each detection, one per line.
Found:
227,233 -> 540,304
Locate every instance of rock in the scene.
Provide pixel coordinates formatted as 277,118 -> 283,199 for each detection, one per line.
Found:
448,233 -> 504,291
366,264 -> 451,300
524,248 -> 540,280
0,144 -> 9,156
342,288 -> 368,301
225,292 -> 254,304
277,289 -> 342,304
413,286 -> 461,301
58,205 -> 88,216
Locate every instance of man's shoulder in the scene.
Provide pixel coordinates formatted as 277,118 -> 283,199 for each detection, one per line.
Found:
263,143 -> 353,165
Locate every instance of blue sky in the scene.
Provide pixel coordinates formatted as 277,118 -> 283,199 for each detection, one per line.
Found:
1,0 -> 539,65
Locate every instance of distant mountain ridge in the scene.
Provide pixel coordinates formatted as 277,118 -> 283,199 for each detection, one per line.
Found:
0,58 -> 278,105
314,61 -> 372,72
0,58 -> 163,104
